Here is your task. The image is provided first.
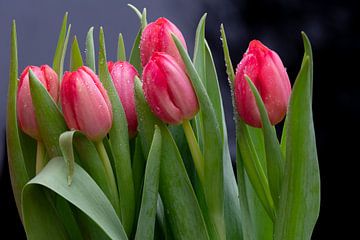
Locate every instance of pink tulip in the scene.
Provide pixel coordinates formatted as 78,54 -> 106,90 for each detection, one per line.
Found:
17,65 -> 59,140
142,52 -> 199,124
140,17 -> 187,69
234,40 -> 291,128
108,61 -> 139,138
61,66 -> 112,141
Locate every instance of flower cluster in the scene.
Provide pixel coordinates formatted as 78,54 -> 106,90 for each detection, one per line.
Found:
7,7 -> 319,240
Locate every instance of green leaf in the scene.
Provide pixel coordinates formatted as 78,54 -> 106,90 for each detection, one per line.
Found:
129,7 -> 146,74
59,131 -> 76,185
70,36 -> 84,71
22,157 -> 128,240
117,33 -> 126,61
6,20 -> 29,221
173,33 -> 225,239
129,29 -> 143,74
236,147 -> 255,240
205,40 -> 243,239
132,137 -> 146,218
135,126 -> 162,240
52,12 -> 68,79
28,70 -> 68,158
127,4 -> 142,20
193,14 -> 207,86
86,27 -> 96,72
220,25 -> 274,237
99,28 -> 135,236
134,78 -> 209,240
245,76 -> 284,207
274,55 -> 320,239
220,24 -> 235,83
141,8 -> 147,30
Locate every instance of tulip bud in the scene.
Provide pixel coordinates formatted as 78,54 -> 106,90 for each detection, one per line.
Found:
17,65 -> 59,140
108,61 -> 139,138
142,52 -> 199,124
61,66 -> 112,141
234,40 -> 291,128
140,17 -> 187,69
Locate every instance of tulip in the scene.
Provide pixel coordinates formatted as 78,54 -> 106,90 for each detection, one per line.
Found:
140,17 -> 187,69
17,65 -> 59,140
234,40 -> 291,128
142,52 -> 199,125
108,61 -> 139,138
60,66 -> 112,141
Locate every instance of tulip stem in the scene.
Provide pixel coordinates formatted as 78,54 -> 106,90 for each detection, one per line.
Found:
95,140 -> 120,216
182,119 -> 205,185
35,141 -> 46,174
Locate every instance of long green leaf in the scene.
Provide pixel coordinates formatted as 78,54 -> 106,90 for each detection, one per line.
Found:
129,29 -> 143,74
22,158 -> 128,240
52,12 -> 68,78
29,70 -> 67,158
205,40 -> 242,239
86,27 -> 96,72
6,20 -> 29,221
245,76 -> 284,207
99,28 -> 135,236
173,33 -> 225,239
117,33 -> 126,61
135,126 -> 162,240
129,7 -> 147,74
274,55 -> 320,239
221,25 -> 273,237
134,78 -> 209,240
70,36 -> 84,71
220,24 -> 235,82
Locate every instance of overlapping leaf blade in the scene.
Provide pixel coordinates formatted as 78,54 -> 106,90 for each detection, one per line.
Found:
28,70 -> 67,158
135,126 -> 162,240
6,20 -> 29,221
99,28 -> 135,236
173,32 -> 225,239
22,158 -> 128,240
274,36 -> 320,238
134,78 -> 209,240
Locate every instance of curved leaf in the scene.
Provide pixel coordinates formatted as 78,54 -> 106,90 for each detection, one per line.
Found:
245,76 -> 284,206
28,70 -> 67,158
274,55 -> 320,239
135,126 -> 162,240
99,28 -> 135,236
134,78 -> 209,240
173,33 -> 225,239
22,157 -> 128,240
6,20 -> 29,220
205,39 -> 242,239
52,12 -> 69,79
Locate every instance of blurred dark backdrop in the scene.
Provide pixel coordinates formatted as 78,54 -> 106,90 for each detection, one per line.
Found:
1,0 -> 358,238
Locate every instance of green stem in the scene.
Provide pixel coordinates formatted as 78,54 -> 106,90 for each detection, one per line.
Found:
35,141 -> 46,174
182,119 -> 205,185
95,140 -> 121,216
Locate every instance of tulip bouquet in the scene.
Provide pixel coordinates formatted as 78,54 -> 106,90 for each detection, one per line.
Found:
6,5 -> 320,240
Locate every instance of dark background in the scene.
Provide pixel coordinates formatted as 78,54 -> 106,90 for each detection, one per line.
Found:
1,0 -> 357,238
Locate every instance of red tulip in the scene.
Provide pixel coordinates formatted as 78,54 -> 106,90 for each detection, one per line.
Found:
234,40 -> 291,128
142,52 -> 199,124
61,66 -> 112,141
17,65 -> 59,140
108,61 -> 139,138
140,17 -> 187,69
